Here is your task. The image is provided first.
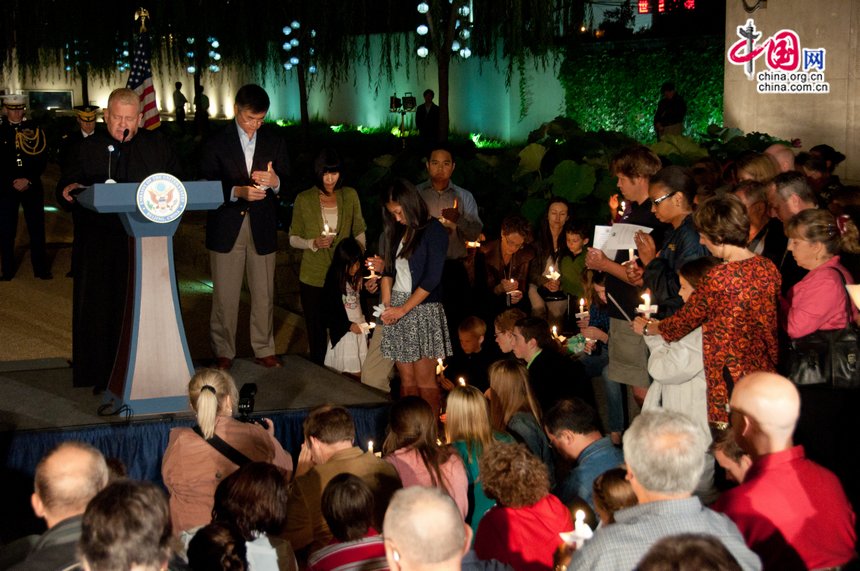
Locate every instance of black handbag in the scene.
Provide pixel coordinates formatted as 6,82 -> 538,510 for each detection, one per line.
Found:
785,270 -> 860,389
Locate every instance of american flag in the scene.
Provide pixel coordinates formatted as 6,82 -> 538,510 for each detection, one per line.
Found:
126,31 -> 161,130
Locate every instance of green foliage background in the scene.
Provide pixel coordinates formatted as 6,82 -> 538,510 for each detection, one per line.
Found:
560,36 -> 725,143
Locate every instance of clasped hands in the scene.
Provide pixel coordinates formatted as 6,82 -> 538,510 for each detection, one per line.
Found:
236,161 -> 279,202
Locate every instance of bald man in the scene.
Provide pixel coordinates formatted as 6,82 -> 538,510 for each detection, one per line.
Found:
383,487 -> 470,571
764,144 -> 795,173
713,373 -> 857,571
9,441 -> 109,570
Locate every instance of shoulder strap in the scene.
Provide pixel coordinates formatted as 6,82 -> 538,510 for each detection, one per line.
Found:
192,425 -> 253,467
828,267 -> 854,324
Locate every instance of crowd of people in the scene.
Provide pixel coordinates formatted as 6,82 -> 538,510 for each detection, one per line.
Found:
2,84 -> 860,570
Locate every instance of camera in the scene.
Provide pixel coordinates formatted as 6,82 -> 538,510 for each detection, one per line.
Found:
237,383 -> 267,428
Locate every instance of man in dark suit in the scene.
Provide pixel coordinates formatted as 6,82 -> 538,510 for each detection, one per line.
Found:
202,84 -> 290,370
511,316 -> 595,413
59,88 -> 180,392
57,105 -> 101,278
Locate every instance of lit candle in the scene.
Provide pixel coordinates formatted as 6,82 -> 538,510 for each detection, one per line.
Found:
545,265 -> 560,280
436,358 -> 445,376
458,377 -> 466,386
628,248 -> 635,262
552,325 -> 558,338
364,263 -> 379,280
642,293 -> 651,311
579,298 -> 585,314
573,509 -> 593,548
453,197 -> 458,209
368,440 -> 374,454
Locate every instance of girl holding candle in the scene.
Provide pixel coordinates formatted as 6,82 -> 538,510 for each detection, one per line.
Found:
321,238 -> 370,375
633,255 -> 722,503
290,149 -> 367,365
528,197 -> 570,328
635,195 -> 780,428
379,179 -> 452,414
577,271 -> 619,444
382,396 -> 468,519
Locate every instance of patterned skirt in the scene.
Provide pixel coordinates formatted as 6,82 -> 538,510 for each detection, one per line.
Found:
381,290 -> 452,363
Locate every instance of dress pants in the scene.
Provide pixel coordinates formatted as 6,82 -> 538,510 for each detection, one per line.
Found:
210,216 -> 276,359
0,185 -> 48,277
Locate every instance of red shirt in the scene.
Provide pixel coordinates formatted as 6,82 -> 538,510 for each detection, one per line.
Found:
713,446 -> 857,570
474,494 -> 573,571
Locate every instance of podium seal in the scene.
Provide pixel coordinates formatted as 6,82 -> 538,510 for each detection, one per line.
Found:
137,173 -> 188,224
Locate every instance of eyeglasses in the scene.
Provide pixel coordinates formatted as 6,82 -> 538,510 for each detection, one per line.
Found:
238,112 -> 266,126
502,233 -> 524,250
653,191 -> 677,206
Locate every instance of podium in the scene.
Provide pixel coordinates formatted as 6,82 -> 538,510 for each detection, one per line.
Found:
77,176 -> 222,414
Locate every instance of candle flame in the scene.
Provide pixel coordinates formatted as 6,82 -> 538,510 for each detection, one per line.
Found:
458,377 -> 466,386
368,440 -> 374,454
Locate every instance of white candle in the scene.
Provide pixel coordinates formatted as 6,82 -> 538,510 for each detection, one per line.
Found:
628,248 -> 635,261
552,325 -> 558,338
573,509 -> 593,548
579,298 -> 585,313
642,293 -> 651,311
458,377 -> 466,387
368,440 -> 374,454
323,223 -> 331,236
436,358 -> 444,376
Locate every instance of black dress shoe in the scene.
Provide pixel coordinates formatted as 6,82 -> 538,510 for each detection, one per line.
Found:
36,272 -> 53,280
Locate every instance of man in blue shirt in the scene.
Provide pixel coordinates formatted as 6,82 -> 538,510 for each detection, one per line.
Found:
544,398 -> 624,510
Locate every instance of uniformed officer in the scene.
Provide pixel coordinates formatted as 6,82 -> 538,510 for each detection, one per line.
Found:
57,105 -> 100,277
0,93 -> 51,280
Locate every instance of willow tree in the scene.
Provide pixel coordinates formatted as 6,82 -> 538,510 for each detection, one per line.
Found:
418,0 -> 587,141
0,0 -> 584,140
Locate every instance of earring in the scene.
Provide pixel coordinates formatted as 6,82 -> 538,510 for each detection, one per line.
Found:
393,551 -> 401,562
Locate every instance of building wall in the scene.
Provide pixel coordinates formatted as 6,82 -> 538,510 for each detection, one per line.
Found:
724,0 -> 860,182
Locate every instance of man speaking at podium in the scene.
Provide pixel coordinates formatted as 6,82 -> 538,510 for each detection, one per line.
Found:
58,88 -> 180,394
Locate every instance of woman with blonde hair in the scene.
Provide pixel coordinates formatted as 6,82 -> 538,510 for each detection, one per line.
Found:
487,360 -> 553,476
734,151 -> 780,183
162,369 -> 293,534
445,386 -> 513,530
382,396 -> 468,518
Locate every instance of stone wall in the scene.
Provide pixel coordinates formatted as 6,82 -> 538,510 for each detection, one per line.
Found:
724,1 -> 860,182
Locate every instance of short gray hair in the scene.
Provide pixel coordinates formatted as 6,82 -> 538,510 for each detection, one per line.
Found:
623,410 -> 705,495
383,487 -> 464,565
773,171 -> 816,205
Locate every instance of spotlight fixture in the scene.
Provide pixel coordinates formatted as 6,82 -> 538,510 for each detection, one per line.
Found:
417,2 -> 429,13
417,46 -> 429,58
417,24 -> 429,35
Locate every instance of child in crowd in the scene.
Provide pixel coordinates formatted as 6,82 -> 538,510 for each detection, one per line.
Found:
559,221 -> 590,322
322,238 -> 370,375
591,467 -> 637,526
308,474 -> 387,571
577,271 -> 619,444
439,316 -> 500,393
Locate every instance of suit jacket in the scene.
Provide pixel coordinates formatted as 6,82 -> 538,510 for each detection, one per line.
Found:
283,447 -> 401,554
202,122 -> 290,255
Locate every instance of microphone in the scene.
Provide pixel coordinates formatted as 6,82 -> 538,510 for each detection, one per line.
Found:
121,128 -> 129,143
105,145 -> 116,184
